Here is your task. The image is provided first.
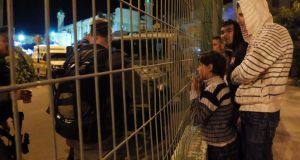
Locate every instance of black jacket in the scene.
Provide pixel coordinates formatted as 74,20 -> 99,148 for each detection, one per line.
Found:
0,58 -> 12,122
226,42 -> 248,126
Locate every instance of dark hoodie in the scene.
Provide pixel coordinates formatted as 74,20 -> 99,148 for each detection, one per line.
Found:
0,57 -> 12,122
224,20 -> 248,124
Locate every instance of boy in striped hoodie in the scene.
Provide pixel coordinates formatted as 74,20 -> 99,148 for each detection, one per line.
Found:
190,52 -> 238,160
231,0 -> 293,160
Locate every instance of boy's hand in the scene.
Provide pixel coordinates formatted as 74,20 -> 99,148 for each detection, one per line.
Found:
191,76 -> 200,91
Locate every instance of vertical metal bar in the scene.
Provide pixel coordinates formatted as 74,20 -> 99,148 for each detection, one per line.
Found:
162,0 -> 168,157
170,0 -> 176,152
158,74 -> 164,158
137,0 -> 148,158
177,0 -> 182,149
106,1 -> 117,159
144,1 -> 154,159
144,15 -> 154,160
153,78 -> 159,159
129,0 -> 140,159
154,0 -> 160,158
149,0 -> 155,159
170,0 -> 176,154
119,1 -> 131,159
44,0 -> 59,159
178,0 -> 182,143
159,0 -> 165,158
171,0 -> 178,140
168,1 -> 173,152
0,0 -> 3,27
71,0 -> 85,159
6,1 -> 21,159
164,0 -> 170,157
176,0 -> 181,147
91,0 -> 103,158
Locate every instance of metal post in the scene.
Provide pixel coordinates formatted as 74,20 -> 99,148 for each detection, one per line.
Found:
0,0 -> 3,27
6,0 -> 22,159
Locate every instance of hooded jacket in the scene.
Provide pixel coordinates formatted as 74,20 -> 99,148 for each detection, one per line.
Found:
231,0 -> 294,112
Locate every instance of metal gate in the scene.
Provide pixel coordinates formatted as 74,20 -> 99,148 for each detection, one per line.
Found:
0,0 -> 222,159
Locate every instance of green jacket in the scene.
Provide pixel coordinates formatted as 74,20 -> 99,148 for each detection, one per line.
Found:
3,47 -> 36,84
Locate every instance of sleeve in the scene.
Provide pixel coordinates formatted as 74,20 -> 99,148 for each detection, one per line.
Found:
231,30 -> 282,84
189,90 -> 198,101
190,90 -> 219,126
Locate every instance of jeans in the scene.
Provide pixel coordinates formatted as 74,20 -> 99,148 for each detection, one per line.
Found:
240,111 -> 280,160
207,137 -> 239,160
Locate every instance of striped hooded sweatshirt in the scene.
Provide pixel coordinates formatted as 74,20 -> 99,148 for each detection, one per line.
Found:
231,0 -> 294,112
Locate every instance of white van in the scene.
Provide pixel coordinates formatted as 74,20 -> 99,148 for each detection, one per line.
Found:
32,45 -> 67,77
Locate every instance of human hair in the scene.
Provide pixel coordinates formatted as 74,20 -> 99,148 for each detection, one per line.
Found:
198,51 -> 227,77
222,19 -> 236,28
90,19 -> 109,38
212,36 -> 222,43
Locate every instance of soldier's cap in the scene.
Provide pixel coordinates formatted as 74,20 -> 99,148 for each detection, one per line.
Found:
90,18 -> 110,36
90,18 -> 110,28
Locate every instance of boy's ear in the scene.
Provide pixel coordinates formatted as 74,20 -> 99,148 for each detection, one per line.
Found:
208,64 -> 213,72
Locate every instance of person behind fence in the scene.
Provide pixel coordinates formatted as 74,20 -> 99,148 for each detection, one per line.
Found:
190,51 -> 239,160
0,26 -> 34,159
211,36 -> 225,55
230,1 -> 294,160
52,18 -> 124,160
221,19 -> 248,127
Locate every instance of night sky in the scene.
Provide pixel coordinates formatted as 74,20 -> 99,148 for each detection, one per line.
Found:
6,0 -> 231,35
8,0 -> 119,35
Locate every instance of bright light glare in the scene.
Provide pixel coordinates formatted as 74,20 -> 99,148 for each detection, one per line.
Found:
18,34 -> 25,42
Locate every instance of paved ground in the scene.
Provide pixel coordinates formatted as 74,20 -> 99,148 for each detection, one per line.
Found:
273,85 -> 300,160
13,83 -> 300,159
19,85 -> 69,160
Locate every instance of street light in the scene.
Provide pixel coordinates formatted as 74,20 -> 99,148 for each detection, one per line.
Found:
18,34 -> 25,42
50,31 -> 56,36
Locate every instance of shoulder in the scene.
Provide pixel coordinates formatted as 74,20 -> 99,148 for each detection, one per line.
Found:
260,23 -> 289,38
255,23 -> 292,48
204,77 -> 229,97
205,77 -> 225,90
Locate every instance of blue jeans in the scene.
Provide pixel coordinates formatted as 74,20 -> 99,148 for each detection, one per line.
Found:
240,111 -> 279,160
207,137 -> 239,160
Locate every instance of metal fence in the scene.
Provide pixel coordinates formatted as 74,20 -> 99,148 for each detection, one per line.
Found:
0,0 -> 222,159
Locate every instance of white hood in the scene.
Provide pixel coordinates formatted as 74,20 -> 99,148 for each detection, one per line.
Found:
238,0 -> 273,42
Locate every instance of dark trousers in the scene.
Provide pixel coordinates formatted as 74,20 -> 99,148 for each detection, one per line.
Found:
208,137 -> 239,160
240,111 -> 280,160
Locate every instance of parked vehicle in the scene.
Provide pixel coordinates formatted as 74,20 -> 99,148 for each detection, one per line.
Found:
32,45 -> 67,77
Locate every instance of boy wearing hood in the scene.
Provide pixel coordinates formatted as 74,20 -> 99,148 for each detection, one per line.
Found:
221,19 -> 248,126
231,0 -> 293,160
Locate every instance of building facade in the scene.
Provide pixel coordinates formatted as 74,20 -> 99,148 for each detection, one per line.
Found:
56,0 -> 154,45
